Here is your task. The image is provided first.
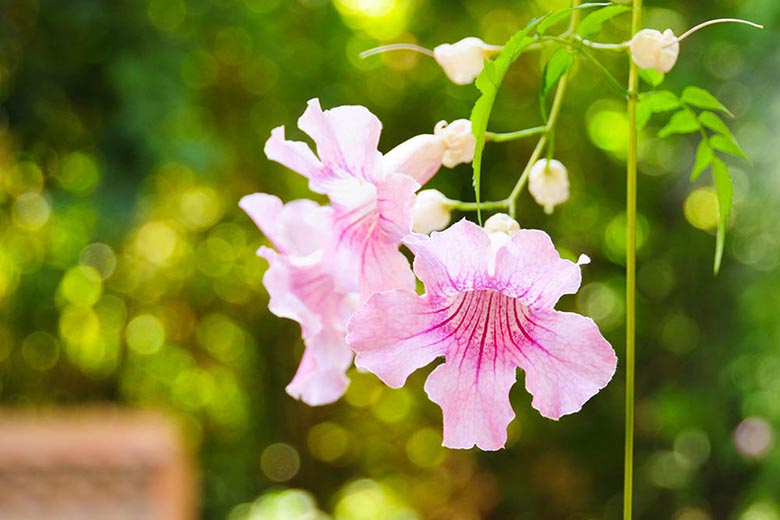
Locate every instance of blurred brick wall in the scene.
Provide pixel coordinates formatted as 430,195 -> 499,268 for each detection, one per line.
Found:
0,408 -> 196,520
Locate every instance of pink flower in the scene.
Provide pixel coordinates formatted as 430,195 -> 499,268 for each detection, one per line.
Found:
265,98 -> 435,299
346,220 -> 617,450
239,193 -> 359,406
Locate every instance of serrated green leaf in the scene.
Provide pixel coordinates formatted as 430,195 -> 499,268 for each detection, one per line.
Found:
681,86 -> 734,117
536,2 -> 611,35
638,68 -> 664,87
690,140 -> 713,181
698,111 -> 733,138
577,5 -> 631,38
657,109 -> 700,138
710,134 -> 749,162
471,18 -> 544,222
542,48 -> 574,98
636,97 -> 652,129
645,90 -> 680,113
711,156 -> 733,274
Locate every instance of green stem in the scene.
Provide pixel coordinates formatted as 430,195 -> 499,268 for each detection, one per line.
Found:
485,126 -> 547,142
574,34 -> 630,51
545,36 -> 628,97
624,0 -> 640,519
447,199 -> 508,212
507,56 -> 571,217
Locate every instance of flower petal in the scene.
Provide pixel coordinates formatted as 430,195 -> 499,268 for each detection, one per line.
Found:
259,248 -> 329,337
376,172 -> 419,241
403,219 -> 493,296
264,126 -> 325,192
240,193 -> 334,257
493,229 -> 581,310
382,134 -> 445,185
347,290 -> 451,387
329,174 -> 417,298
424,352 -> 516,451
298,98 -> 383,184
512,309 -> 617,420
286,328 -> 353,406
358,241 -> 415,300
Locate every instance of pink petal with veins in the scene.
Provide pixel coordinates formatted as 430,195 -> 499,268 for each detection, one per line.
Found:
347,220 -> 616,449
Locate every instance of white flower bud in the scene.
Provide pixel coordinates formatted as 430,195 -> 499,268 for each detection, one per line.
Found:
630,28 -> 679,74
434,119 -> 476,168
433,37 -> 502,85
412,189 -> 452,234
528,159 -> 570,211
483,213 -> 520,236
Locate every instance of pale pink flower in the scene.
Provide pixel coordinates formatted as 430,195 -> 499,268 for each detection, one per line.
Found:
433,37 -> 503,85
630,28 -> 679,74
382,119 -> 476,187
412,189 -> 452,234
239,193 -> 358,406
346,220 -> 617,450
265,98 -> 421,299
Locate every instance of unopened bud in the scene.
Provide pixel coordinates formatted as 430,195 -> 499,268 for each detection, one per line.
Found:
412,190 -> 451,234
434,119 -> 476,168
483,213 -> 520,236
383,134 -> 446,185
630,28 -> 679,74
529,159 -> 570,212
433,37 -> 502,85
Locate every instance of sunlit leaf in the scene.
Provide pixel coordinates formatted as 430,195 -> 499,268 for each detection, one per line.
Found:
681,86 -> 734,117
698,111 -> 733,138
711,156 -> 733,274
471,18 -> 544,222
636,97 -> 652,129
542,48 -> 574,98
658,109 -> 700,138
710,134 -> 750,162
638,69 -> 664,87
536,2 -> 610,35
577,5 -> 631,38
645,91 -> 680,113
690,140 -> 713,181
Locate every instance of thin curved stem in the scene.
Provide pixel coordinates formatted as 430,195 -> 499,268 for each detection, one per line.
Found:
447,199 -> 508,212
545,36 -> 628,97
359,43 -> 435,59
506,2 -> 581,217
624,0 -> 640,519
672,18 -> 764,45
485,126 -> 547,142
574,34 -> 630,51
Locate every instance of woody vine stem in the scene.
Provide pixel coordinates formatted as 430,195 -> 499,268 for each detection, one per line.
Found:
624,0 -> 641,518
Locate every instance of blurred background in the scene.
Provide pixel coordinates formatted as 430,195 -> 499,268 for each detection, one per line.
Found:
0,0 -> 778,518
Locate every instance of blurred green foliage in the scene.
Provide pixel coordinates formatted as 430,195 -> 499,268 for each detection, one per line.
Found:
0,0 -> 778,518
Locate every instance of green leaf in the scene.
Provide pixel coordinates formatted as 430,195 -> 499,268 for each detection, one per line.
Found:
636,97 -> 652,129
698,111 -> 733,138
681,86 -> 734,117
645,90 -> 680,113
638,68 -> 665,87
711,156 -> 733,274
536,2 -> 610,35
657,109 -> 700,138
690,140 -> 713,181
542,48 -> 574,98
577,5 -> 631,38
471,18 -> 544,222
710,134 -> 749,162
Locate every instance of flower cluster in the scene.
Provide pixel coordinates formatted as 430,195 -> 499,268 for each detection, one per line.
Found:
241,95 -> 616,450
241,99 -> 476,405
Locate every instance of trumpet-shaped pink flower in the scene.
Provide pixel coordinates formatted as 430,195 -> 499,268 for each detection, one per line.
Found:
346,220 -> 617,450
265,98 -> 436,299
239,193 -> 358,406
